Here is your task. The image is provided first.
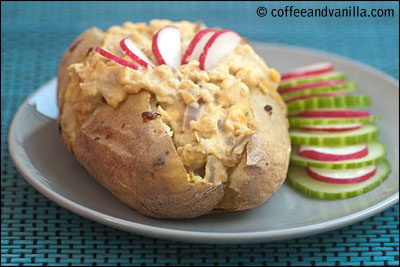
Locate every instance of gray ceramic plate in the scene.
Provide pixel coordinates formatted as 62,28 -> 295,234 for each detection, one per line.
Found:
8,43 -> 399,244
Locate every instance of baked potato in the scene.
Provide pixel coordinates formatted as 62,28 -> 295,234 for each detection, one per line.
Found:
57,20 -> 291,218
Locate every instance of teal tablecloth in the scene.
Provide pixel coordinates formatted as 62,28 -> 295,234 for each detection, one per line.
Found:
2,1 -> 399,266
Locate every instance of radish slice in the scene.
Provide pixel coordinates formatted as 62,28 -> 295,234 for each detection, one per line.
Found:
297,143 -> 368,161
278,80 -> 346,94
199,30 -> 241,71
152,26 -> 181,67
284,91 -> 348,103
297,110 -> 371,118
306,165 -> 377,184
95,47 -> 141,70
300,123 -> 364,132
182,29 -> 215,64
120,38 -> 155,68
288,161 -> 389,199
281,62 -> 334,81
291,141 -> 384,169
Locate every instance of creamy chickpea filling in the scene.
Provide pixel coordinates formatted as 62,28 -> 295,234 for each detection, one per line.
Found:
64,20 -> 282,184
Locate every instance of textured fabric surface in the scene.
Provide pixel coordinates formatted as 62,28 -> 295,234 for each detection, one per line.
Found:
1,1 -> 399,266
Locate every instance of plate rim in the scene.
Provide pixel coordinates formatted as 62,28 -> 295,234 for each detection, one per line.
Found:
8,43 -> 399,244
252,41 -> 400,86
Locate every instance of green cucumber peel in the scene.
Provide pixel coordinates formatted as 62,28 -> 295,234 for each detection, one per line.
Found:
287,95 -> 371,114
290,141 -> 386,169
281,82 -> 357,99
288,160 -> 390,200
289,123 -> 379,146
289,116 -> 381,127
279,71 -> 346,89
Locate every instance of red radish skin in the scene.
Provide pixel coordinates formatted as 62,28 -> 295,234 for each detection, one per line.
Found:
297,144 -> 368,161
182,29 -> 215,64
95,47 -> 141,70
152,30 -> 165,65
281,62 -> 334,81
284,91 -> 348,103
120,38 -> 155,68
306,166 -> 377,184
299,124 -> 363,132
297,110 -> 371,118
278,80 -> 345,94
152,26 -> 181,67
199,30 -> 241,71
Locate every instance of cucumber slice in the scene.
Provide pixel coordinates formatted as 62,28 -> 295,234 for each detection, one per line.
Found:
299,122 -> 364,132
287,95 -> 371,114
290,141 -> 386,169
288,160 -> 390,200
281,82 -> 357,99
279,71 -> 346,89
281,62 -> 334,81
289,123 -> 379,146
289,116 -> 381,126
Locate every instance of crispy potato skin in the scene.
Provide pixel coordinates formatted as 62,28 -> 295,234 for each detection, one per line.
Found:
73,92 -> 224,218
57,27 -> 291,218
57,28 -> 104,151
57,27 -> 103,110
216,88 -> 291,210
